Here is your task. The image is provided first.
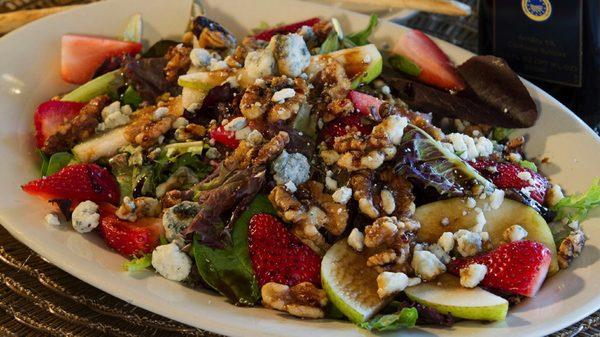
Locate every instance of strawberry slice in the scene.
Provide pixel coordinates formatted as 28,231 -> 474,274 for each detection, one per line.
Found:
98,203 -> 163,257
248,214 -> 321,287
470,159 -> 548,203
392,29 -> 465,91
348,90 -> 382,118
22,163 -> 119,205
319,114 -> 373,147
254,17 -> 321,41
448,241 -> 552,297
210,126 -> 239,149
34,100 -> 86,148
61,34 -> 142,84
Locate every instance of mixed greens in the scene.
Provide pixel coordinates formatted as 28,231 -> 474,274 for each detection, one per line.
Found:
21,10 -> 599,333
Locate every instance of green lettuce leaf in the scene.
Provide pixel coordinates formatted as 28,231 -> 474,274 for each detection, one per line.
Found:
319,14 -> 378,54
553,178 -> 600,222
319,31 -> 340,54
346,14 -> 378,46
37,149 -> 49,177
192,194 -> 275,306
359,307 -> 418,331
396,124 -> 493,196
491,127 -> 513,141
517,159 -> 538,172
109,153 -> 135,199
122,254 -> 152,272
46,152 -> 75,176
121,85 -> 143,109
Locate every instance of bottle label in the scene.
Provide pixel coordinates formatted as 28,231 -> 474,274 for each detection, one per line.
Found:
492,0 -> 583,87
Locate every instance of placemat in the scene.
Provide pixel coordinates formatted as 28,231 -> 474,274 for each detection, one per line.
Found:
0,0 -> 598,336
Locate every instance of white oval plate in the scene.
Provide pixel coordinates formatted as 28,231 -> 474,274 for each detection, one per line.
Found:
0,0 -> 598,336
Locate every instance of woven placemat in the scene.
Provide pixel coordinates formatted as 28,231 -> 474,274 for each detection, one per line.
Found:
0,0 -> 598,336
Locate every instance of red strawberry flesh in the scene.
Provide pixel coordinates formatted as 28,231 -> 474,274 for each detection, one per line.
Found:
248,213 -> 321,287
348,90 -> 383,118
448,240 -> 551,297
98,203 -> 163,257
210,126 -> 240,149
22,163 -> 120,205
470,159 -> 548,203
319,114 -> 373,147
34,100 -> 86,148
392,29 -> 465,91
254,17 -> 321,41
61,34 -> 142,84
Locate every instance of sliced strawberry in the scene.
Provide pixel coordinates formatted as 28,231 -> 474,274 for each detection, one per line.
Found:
254,17 -> 321,41
61,34 -> 142,84
210,126 -> 239,149
319,114 -> 373,147
98,203 -> 163,257
348,90 -> 382,118
448,241 -> 551,297
34,100 -> 85,148
470,159 -> 548,203
392,29 -> 465,91
248,214 -> 321,287
22,163 -> 119,205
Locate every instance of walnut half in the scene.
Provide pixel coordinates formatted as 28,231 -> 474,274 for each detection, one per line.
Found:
261,282 -> 327,319
558,230 -> 586,269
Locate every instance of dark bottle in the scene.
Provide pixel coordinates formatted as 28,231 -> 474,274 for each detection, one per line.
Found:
478,0 -> 600,129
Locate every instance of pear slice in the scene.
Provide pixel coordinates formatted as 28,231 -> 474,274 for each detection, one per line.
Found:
312,44 -> 383,88
177,70 -> 232,90
72,127 -> 129,163
405,274 -> 508,321
321,240 -> 388,323
414,197 -> 559,275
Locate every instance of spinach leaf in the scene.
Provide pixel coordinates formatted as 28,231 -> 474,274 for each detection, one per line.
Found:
319,31 -> 340,54
37,149 -> 49,177
192,194 -> 275,306
319,14 -> 378,53
46,152 -> 75,176
121,85 -> 143,109
359,307 -> 418,331
346,14 -> 378,46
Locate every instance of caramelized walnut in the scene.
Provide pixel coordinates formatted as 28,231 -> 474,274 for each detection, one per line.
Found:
125,97 -> 183,148
366,249 -> 397,267
261,282 -> 327,319
116,197 -> 161,222
240,76 -> 309,123
309,58 -> 351,122
253,131 -> 290,167
161,189 -> 195,209
164,44 -> 192,83
558,230 -> 586,269
43,95 -> 110,154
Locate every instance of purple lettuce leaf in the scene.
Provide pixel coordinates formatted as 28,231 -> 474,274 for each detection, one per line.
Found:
184,168 -> 265,248
395,124 -> 492,196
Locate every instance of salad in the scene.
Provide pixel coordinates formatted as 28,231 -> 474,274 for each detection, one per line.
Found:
21,12 -> 600,332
